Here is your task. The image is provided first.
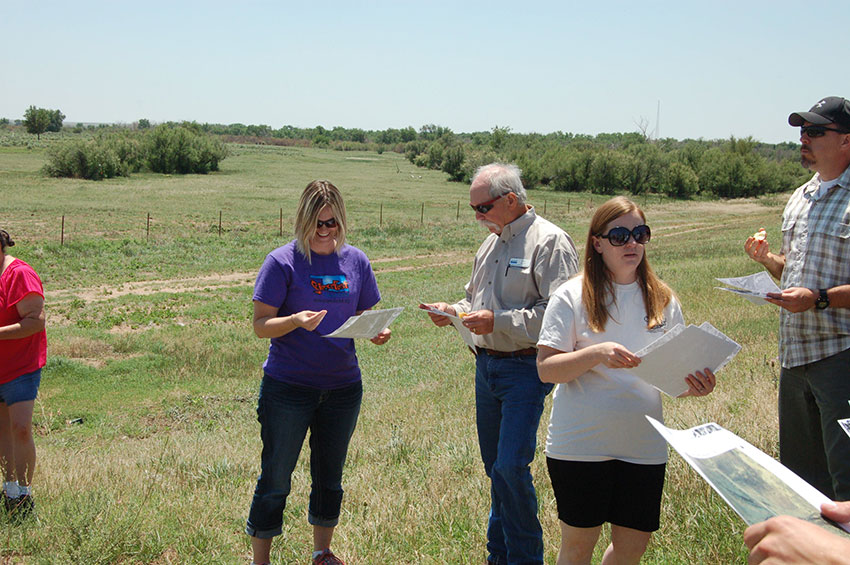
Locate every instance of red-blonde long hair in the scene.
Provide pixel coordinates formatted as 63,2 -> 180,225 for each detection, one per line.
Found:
582,196 -> 672,332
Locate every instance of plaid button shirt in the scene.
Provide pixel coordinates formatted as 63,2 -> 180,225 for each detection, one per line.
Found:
779,164 -> 850,368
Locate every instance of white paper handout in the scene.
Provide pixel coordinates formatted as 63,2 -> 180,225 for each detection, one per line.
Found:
647,417 -> 850,534
322,307 -> 404,339
839,418 -> 850,439
715,271 -> 780,305
419,304 -> 462,321
630,322 -> 741,397
418,304 -> 476,350
450,318 -> 476,350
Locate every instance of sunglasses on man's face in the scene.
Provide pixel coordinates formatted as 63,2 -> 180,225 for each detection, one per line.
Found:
598,224 -> 651,246
470,194 -> 503,214
316,218 -> 337,229
801,125 -> 849,138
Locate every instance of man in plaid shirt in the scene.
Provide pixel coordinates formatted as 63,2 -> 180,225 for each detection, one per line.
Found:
745,96 -> 850,499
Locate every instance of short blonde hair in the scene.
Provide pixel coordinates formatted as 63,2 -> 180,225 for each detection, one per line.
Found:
294,180 -> 347,262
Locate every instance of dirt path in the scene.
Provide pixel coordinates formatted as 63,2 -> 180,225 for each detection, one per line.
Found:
45,251 -> 472,304
45,210 -> 765,305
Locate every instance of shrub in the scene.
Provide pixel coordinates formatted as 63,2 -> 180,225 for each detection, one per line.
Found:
441,145 -> 465,181
143,125 -> 228,174
698,148 -> 757,198
43,139 -> 127,180
661,162 -> 700,198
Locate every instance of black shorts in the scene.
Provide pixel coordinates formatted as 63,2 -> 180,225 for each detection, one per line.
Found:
546,457 -> 666,532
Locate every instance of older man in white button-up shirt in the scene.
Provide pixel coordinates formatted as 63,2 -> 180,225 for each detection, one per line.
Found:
423,162 -> 578,565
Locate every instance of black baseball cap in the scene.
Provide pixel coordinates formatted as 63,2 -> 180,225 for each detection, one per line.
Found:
788,96 -> 850,130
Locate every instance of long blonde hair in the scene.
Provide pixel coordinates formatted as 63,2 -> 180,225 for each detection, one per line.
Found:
294,180 -> 347,263
582,196 -> 672,332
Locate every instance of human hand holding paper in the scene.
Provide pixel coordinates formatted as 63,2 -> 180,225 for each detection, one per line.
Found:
715,271 -> 781,305
418,302 -> 457,327
418,303 -> 475,349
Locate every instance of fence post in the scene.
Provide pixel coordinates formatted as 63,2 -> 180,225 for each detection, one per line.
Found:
544,199 -> 547,215
568,199 -> 571,213
456,200 -> 460,220
219,211 -> 222,237
146,212 -> 150,240
279,208 -> 283,237
420,203 -> 424,225
61,215 -> 65,246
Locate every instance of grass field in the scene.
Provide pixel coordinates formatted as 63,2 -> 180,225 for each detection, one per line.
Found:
0,145 -> 791,563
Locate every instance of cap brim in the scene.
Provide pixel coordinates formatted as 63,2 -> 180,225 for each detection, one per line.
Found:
789,111 -> 832,126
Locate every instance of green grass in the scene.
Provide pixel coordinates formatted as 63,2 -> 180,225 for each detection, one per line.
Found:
0,144 -> 793,563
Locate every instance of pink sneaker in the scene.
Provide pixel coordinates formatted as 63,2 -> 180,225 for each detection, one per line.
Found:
312,548 -> 345,565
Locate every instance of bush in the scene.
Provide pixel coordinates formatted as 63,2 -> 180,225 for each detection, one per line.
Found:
661,162 -> 700,198
441,145 -> 465,181
698,149 -> 757,198
43,139 -> 128,180
43,126 -> 227,180
144,125 -> 228,174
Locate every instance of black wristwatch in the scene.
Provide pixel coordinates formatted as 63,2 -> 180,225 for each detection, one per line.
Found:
815,288 -> 829,310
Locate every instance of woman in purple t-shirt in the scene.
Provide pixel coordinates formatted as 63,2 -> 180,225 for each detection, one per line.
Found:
246,181 -> 390,565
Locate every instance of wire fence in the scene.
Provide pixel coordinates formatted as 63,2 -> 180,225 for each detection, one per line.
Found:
45,194 -> 666,245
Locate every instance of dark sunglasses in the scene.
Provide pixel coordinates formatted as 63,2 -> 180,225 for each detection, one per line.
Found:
598,224 -> 651,246
470,194 -> 503,214
316,218 -> 337,229
801,125 -> 849,138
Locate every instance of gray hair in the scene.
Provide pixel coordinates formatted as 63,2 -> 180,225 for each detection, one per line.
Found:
472,163 -> 527,205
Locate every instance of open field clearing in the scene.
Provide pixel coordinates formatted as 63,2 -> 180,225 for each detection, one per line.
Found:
0,145 -> 790,563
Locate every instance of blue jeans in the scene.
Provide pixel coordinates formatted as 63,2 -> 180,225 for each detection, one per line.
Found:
246,375 -> 362,539
475,351 -> 553,565
779,347 -> 850,500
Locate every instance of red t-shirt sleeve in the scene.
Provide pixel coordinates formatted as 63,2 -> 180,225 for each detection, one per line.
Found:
5,266 -> 45,309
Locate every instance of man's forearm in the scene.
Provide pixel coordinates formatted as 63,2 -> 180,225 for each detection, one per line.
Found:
761,252 -> 785,280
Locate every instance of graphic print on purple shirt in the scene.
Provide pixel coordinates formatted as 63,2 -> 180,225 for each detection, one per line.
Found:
310,275 -> 350,295
253,241 -> 380,389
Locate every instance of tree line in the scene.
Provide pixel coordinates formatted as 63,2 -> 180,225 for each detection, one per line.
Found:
5,108 -> 809,196
184,122 -> 811,198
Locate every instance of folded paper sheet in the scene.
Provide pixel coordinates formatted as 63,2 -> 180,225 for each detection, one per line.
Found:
630,322 -> 741,397
715,271 -> 780,305
419,305 -> 476,350
322,307 -> 404,339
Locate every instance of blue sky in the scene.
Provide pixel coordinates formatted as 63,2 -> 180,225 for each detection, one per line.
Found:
2,0 -> 848,144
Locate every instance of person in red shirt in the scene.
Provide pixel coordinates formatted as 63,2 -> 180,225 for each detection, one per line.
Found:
0,229 -> 46,518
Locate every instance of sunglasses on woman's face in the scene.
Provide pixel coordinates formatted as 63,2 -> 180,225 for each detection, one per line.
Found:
316,218 -> 337,229
598,224 -> 651,246
470,194 -> 503,214
800,125 -> 849,138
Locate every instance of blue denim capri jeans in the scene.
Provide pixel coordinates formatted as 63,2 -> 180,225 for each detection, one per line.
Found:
246,375 -> 363,539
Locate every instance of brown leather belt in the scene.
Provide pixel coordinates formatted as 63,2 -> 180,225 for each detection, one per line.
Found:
477,347 -> 537,359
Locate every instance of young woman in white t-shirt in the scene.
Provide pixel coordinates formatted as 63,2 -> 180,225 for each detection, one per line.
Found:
537,196 -> 715,565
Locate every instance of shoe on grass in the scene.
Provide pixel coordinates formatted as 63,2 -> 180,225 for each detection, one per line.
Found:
9,494 -> 35,521
312,548 -> 345,565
